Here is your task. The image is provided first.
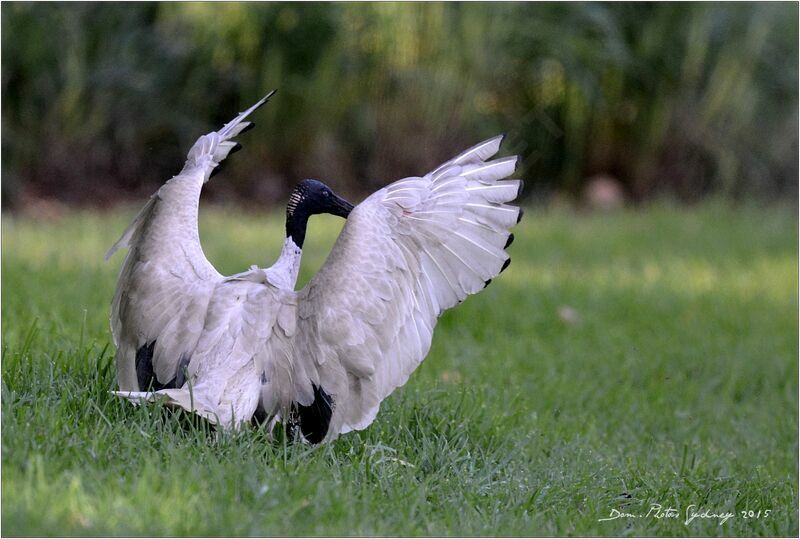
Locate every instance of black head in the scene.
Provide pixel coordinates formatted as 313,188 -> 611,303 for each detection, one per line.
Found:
287,179 -> 354,219
286,179 -> 354,247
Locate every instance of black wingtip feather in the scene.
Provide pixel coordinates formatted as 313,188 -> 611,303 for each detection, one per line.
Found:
135,340 -> 185,391
517,207 -> 524,224
229,142 -> 242,155
517,180 -> 525,198
484,279 -> 492,288
240,122 -> 256,135
504,233 -> 515,249
501,258 -> 511,273
135,341 -> 157,391
210,164 -> 222,178
294,385 -> 334,444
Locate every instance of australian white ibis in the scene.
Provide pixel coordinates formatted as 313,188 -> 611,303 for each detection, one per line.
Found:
108,91 -> 523,443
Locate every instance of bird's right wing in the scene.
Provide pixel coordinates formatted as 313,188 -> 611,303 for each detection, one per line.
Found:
107,92 -> 275,391
294,135 -> 522,438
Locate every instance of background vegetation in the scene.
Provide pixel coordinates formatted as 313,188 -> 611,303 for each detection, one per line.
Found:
2,2 -> 798,209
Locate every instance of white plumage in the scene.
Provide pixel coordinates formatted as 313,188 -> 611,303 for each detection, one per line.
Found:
108,93 -> 523,443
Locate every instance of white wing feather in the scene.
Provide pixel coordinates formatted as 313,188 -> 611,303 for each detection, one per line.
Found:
294,135 -> 522,438
108,92 -> 274,392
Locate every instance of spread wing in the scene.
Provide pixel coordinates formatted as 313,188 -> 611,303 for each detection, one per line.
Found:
107,92 -> 275,392
294,135 -> 522,437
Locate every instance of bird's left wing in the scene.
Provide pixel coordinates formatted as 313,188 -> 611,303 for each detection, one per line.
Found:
293,135 -> 522,439
107,92 -> 275,392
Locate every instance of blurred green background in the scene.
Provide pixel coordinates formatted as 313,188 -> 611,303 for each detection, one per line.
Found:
2,2 -> 797,210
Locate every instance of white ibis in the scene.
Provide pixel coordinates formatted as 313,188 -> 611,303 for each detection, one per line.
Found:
108,92 -> 523,443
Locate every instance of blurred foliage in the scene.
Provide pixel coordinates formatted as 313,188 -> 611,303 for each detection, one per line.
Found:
2,2 -> 797,208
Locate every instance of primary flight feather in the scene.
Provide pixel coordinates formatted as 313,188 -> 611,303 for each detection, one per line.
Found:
108,92 -> 523,443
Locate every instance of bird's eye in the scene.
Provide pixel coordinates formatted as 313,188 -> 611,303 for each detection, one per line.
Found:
324,191 -> 331,197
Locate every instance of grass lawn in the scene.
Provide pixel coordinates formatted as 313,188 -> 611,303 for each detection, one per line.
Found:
2,201 -> 797,536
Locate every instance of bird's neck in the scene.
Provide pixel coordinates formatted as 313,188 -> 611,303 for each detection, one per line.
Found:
270,236 -> 303,290
268,208 -> 310,290
285,208 -> 310,250
265,204 -> 313,290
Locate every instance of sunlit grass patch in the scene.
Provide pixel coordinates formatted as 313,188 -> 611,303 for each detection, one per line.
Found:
2,201 -> 797,536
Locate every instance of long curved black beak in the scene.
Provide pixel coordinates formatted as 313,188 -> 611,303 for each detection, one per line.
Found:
330,195 -> 354,218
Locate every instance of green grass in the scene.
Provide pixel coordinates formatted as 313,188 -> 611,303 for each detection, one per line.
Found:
2,201 -> 797,536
